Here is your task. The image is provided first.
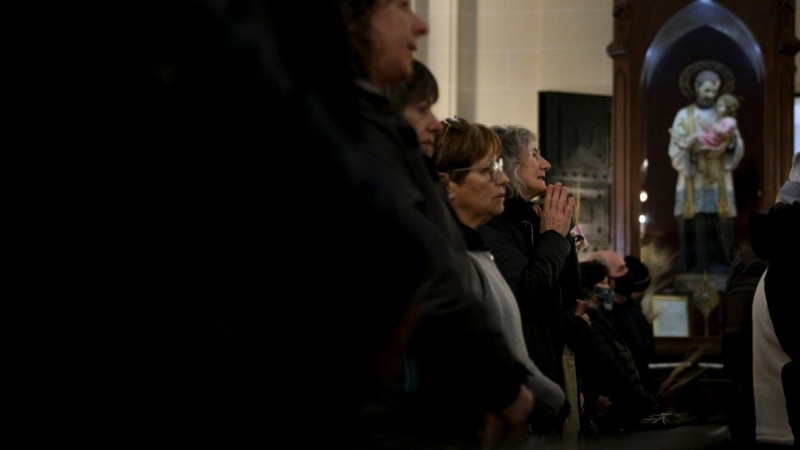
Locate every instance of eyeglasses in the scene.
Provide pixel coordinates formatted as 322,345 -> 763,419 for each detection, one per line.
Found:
443,115 -> 466,130
438,115 -> 466,141
447,158 -> 505,182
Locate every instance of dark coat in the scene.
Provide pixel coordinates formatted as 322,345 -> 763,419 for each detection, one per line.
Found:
124,3 -> 527,448
478,196 -> 581,387
350,84 -> 529,443
573,308 -> 657,433
610,300 -> 656,393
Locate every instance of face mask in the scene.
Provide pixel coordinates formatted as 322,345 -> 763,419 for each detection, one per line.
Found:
592,287 -> 615,311
613,272 -> 635,298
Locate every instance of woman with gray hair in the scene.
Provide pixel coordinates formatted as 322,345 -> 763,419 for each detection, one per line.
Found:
434,116 -> 569,442
478,124 -> 583,439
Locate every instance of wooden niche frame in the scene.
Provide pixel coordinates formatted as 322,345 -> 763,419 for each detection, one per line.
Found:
606,0 -> 798,261
606,0 -> 798,344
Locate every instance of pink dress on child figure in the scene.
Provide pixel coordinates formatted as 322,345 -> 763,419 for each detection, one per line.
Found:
697,117 -> 736,148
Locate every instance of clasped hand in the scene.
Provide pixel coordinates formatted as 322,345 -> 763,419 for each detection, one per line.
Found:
533,182 -> 575,237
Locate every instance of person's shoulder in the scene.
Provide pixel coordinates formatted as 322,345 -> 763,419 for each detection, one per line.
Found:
501,197 -> 536,218
749,201 -> 800,260
478,213 -> 511,234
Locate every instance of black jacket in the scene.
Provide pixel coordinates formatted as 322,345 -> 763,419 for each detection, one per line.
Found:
478,196 -> 581,387
610,300 -> 656,393
573,308 -> 657,432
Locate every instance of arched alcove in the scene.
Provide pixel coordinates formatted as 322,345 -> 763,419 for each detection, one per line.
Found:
607,0 -> 798,342
640,3 -> 765,293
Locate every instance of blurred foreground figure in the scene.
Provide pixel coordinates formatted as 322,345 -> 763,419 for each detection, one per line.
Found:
750,154 -> 800,450
117,1 -> 527,448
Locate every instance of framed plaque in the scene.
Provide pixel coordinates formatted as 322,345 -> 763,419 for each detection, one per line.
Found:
653,294 -> 690,337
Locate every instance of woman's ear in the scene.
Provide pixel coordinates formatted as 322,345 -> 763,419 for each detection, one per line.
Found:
439,173 -> 456,201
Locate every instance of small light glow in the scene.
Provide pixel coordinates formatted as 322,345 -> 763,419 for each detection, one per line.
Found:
642,158 -> 649,170
639,214 -> 647,224
639,190 -> 648,202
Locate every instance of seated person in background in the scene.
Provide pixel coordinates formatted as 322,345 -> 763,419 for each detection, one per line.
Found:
585,250 -> 629,285
721,246 -> 766,448
611,255 -> 657,395
572,260 -> 658,435
434,115 -> 569,443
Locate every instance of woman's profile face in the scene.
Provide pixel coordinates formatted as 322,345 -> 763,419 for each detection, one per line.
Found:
369,0 -> 428,88
402,101 -> 441,157
449,152 -> 509,228
518,142 -> 551,199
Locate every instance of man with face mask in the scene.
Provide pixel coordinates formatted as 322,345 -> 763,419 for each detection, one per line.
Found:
573,259 -> 658,434
585,252 -> 656,392
584,250 -> 629,303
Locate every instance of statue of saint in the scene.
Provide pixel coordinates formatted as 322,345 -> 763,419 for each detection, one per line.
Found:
668,63 -> 745,274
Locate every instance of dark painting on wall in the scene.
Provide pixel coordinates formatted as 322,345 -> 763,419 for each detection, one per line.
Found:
539,91 -> 612,253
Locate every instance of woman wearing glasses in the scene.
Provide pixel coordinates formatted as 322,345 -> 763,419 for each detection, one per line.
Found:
434,116 -> 569,444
